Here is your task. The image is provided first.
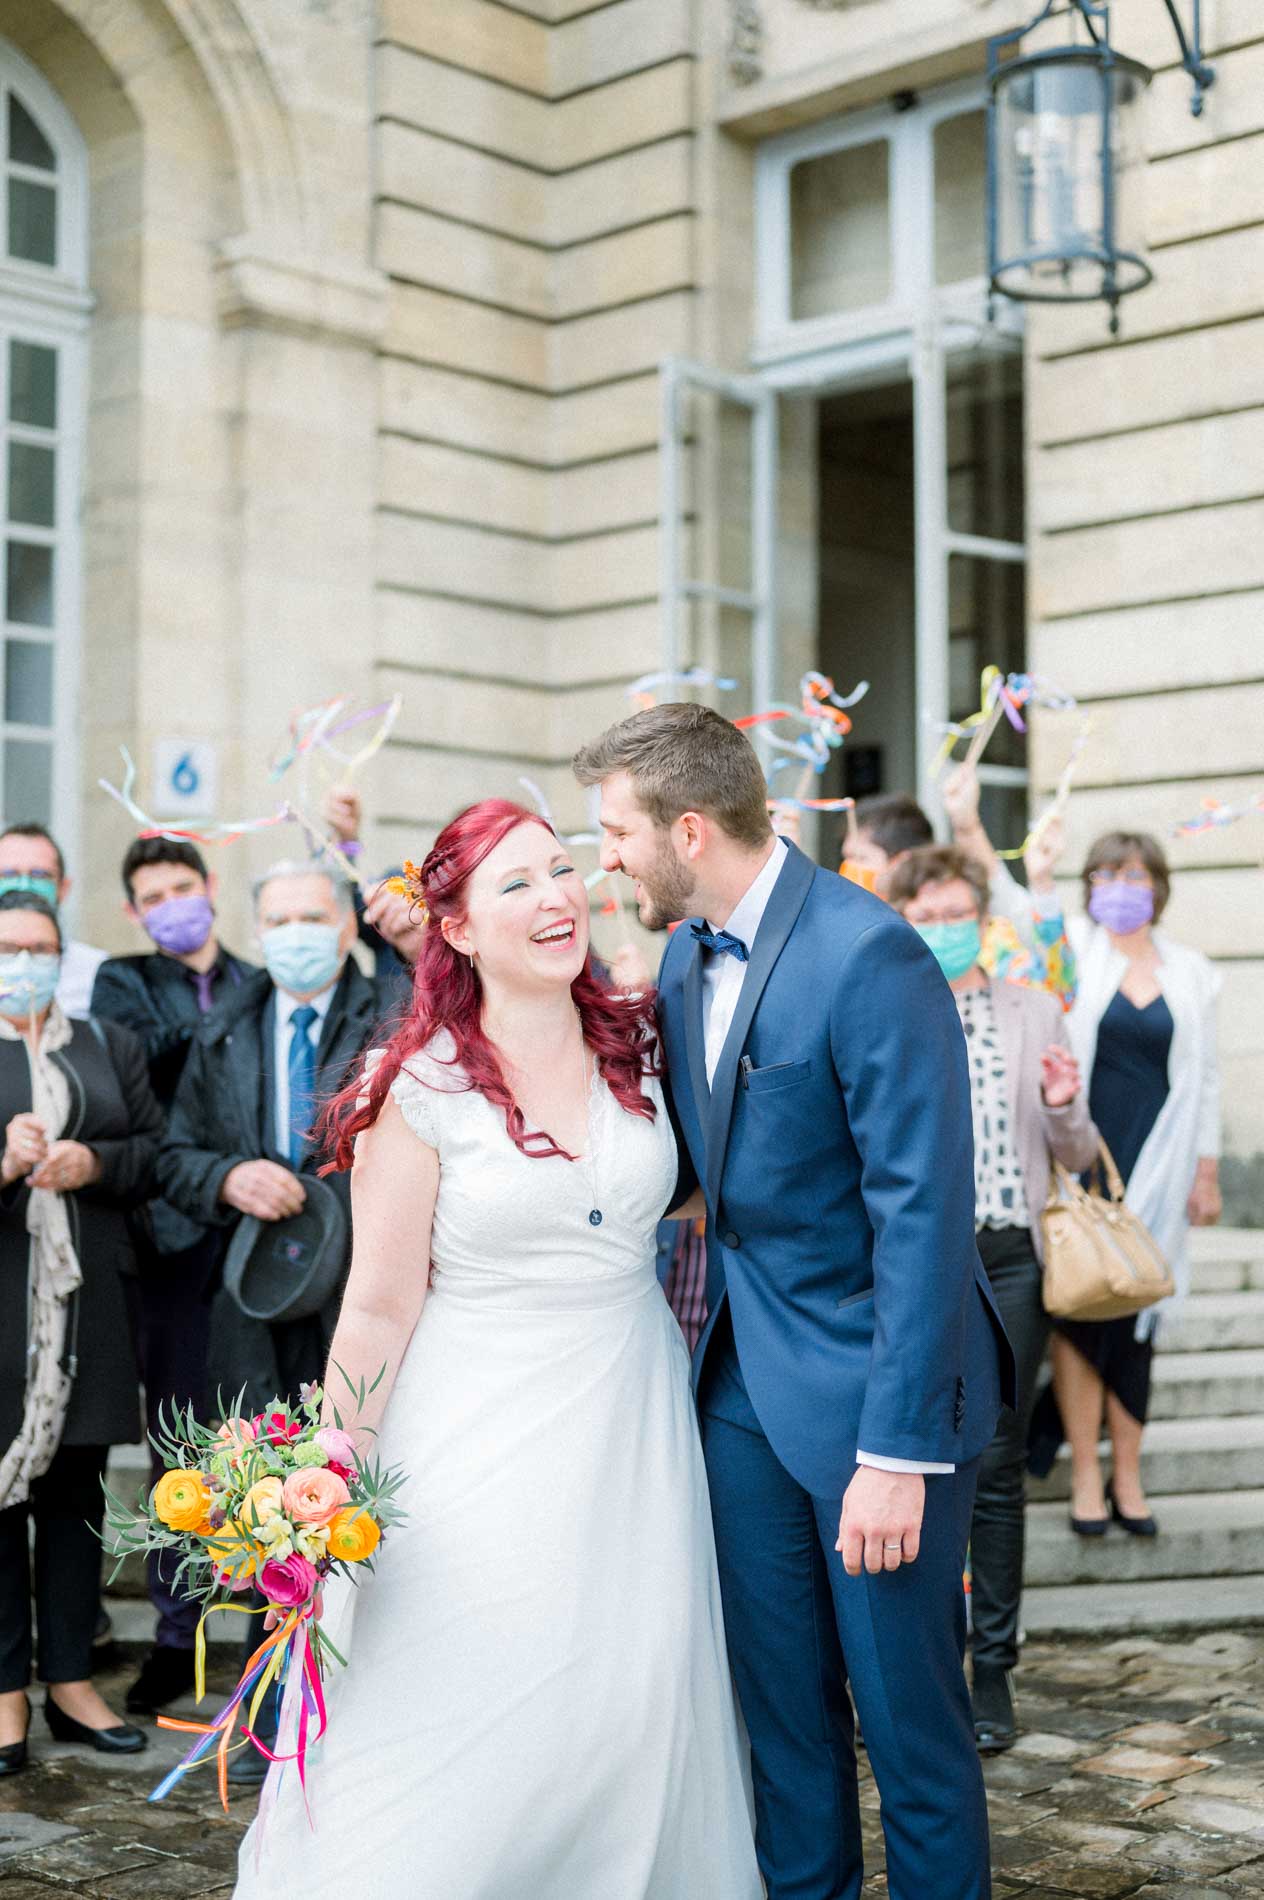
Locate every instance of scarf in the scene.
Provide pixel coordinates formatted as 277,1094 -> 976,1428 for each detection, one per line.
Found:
0,1002 -> 81,1509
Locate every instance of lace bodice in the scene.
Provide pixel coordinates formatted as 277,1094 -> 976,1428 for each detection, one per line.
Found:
362,1034 -> 677,1291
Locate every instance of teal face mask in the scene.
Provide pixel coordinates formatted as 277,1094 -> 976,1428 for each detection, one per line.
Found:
0,873 -> 58,910
914,919 -> 982,983
0,950 -> 61,1017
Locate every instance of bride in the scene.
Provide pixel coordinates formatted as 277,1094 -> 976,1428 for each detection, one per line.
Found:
233,798 -> 760,1900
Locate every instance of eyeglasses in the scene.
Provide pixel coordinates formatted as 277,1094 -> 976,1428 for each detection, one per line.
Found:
1088,868 -> 1152,887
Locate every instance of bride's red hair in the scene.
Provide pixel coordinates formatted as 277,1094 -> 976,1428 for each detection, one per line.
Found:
320,799 -> 659,1171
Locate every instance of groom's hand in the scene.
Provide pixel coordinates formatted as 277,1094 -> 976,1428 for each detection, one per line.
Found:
837,1469 -> 924,1577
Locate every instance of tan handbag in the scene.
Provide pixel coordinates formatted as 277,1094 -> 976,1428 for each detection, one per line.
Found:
1040,1140 -> 1175,1322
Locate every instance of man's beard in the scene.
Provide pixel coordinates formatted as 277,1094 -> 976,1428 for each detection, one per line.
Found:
637,833 -> 697,932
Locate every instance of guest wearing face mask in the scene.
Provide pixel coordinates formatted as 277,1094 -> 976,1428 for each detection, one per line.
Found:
0,892 -> 164,1777
0,824 -> 106,1019
156,861 -> 375,1785
90,840 -> 255,1715
1029,832 -> 1221,1539
887,848 -> 1099,1753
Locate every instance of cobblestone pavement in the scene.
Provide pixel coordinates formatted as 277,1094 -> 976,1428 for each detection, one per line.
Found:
1,1628 -> 1262,1897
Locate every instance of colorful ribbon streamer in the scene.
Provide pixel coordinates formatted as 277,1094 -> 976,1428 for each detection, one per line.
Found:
627,666 -> 738,707
929,667 -> 1078,776
152,1600 -> 328,1817
98,749 -> 292,848
1173,789 -> 1264,836
270,696 -> 402,784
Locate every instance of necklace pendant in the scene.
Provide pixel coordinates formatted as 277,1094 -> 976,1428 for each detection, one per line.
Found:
588,1208 -> 603,1227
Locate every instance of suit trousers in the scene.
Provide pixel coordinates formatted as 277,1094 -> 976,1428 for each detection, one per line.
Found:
969,1226 -> 1048,1673
0,1444 -> 109,1692
700,1310 -> 990,1900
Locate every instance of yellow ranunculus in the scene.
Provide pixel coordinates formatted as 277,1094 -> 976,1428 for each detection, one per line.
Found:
327,1506 -> 381,1564
153,1469 -> 214,1535
205,1529 -> 257,1589
238,1476 -> 285,1540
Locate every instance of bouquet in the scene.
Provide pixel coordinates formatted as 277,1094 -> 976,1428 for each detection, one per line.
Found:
104,1374 -> 406,1810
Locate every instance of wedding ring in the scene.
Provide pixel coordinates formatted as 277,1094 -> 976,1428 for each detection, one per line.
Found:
883,1541 -> 903,1549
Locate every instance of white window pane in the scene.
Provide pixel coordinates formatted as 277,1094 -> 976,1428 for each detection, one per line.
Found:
8,95 -> 55,173
5,540 -> 52,627
5,638 -> 52,725
934,111 -> 987,285
8,441 -> 55,527
8,177 -> 56,266
791,140 -> 891,321
3,737 -> 52,823
9,341 -> 56,429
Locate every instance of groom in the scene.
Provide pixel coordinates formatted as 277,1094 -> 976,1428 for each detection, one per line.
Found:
574,703 -> 1014,1900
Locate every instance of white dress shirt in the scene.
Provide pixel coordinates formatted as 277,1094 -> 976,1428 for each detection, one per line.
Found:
273,982 -> 335,1158
698,840 -> 951,1478
60,938 -> 107,1020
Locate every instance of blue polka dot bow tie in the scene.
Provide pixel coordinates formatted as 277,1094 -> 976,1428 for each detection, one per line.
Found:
690,923 -> 750,963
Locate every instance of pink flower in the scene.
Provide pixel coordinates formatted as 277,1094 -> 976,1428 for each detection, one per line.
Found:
316,1427 -> 358,1470
215,1417 -> 257,1453
258,1552 -> 318,1609
254,1409 -> 301,1448
281,1466 -> 350,1528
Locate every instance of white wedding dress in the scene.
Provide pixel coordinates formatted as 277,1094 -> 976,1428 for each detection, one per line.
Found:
234,1034 -> 760,1900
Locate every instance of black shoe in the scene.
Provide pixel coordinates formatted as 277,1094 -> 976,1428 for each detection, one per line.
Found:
226,1742 -> 273,1789
44,1695 -> 147,1754
1108,1486 -> 1158,1538
1069,1511 -> 1109,1536
972,1664 -> 1016,1755
126,1647 -> 196,1715
0,1695 -> 30,1777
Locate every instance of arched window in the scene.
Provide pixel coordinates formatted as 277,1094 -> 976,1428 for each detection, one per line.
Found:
0,41 -> 89,841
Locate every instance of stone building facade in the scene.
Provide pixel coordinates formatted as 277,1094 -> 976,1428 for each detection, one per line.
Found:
2,0 -> 1260,1185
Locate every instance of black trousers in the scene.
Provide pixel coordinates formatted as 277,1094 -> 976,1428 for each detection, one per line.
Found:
970,1226 -> 1048,1673
0,1443 -> 109,1692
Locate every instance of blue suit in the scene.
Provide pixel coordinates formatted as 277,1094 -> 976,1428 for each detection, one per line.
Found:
658,842 -> 1014,1900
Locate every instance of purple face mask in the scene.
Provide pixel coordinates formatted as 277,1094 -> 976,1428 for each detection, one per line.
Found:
1088,881 -> 1154,935
142,894 -> 215,957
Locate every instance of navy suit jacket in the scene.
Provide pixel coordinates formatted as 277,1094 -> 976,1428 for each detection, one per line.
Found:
658,840 -> 1015,1501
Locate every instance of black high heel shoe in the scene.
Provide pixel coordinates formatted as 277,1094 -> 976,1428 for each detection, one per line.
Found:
1108,1485 -> 1158,1538
1069,1511 -> 1109,1537
0,1694 -> 30,1776
44,1694 -> 147,1754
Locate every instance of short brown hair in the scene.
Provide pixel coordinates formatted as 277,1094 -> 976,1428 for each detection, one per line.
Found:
1082,831 -> 1170,922
887,845 -> 989,917
572,702 -> 772,848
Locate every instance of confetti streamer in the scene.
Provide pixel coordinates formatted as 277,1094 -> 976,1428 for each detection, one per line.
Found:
995,720 -> 1094,861
1173,788 -> 1264,837
270,697 -> 402,785
627,666 -> 738,707
98,750 -> 292,848
929,667 -> 1078,776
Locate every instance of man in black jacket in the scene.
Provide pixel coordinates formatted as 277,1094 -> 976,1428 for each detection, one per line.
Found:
91,839 -> 254,1714
157,859 -> 377,1783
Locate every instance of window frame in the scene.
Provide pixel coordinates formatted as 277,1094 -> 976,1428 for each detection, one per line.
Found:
0,39 -> 90,862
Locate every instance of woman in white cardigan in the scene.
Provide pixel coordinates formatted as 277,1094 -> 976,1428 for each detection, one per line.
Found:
1033,831 -> 1221,1538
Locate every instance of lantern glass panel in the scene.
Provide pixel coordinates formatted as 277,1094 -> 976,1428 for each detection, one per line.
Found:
992,53 -> 1150,303
790,139 -> 891,321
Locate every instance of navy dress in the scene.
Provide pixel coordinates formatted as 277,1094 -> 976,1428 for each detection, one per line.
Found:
1029,989 -> 1173,1472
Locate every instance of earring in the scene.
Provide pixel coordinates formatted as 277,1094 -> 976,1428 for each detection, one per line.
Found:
467,951 -> 475,968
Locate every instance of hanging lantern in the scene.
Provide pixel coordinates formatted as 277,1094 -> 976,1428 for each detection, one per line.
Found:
987,1 -> 1215,334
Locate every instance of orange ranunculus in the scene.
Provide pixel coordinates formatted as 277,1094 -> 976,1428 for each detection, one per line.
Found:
153,1469 -> 214,1534
205,1529 -> 258,1590
327,1506 -> 381,1564
238,1476 -> 285,1539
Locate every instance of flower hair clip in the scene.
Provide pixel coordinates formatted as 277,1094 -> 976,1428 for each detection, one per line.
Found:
384,860 -> 430,922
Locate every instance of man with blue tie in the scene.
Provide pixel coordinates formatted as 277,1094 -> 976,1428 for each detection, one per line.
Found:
574,704 -> 1014,1900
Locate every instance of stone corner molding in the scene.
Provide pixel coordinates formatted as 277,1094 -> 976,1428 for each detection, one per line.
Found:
215,238 -> 388,347
728,0 -> 764,85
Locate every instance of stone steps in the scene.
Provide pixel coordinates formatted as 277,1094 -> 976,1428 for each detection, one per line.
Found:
1187,1227 -> 1264,1292
1031,1413 -> 1264,1501
1023,1572 -> 1264,1637
1024,1488 -> 1264,1587
1161,1289 -> 1264,1352
1148,1345 -> 1264,1419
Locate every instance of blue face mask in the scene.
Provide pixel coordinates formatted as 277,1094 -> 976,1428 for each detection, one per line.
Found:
261,922 -> 343,997
0,950 -> 61,1017
914,919 -> 982,982
0,873 -> 59,910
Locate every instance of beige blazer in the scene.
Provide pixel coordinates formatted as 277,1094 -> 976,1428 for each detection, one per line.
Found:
988,978 -> 1100,1263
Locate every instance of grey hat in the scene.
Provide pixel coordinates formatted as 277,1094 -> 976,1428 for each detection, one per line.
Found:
223,1173 -> 349,1324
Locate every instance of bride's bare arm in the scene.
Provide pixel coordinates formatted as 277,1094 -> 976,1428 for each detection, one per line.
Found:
320,1094 -> 438,1457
